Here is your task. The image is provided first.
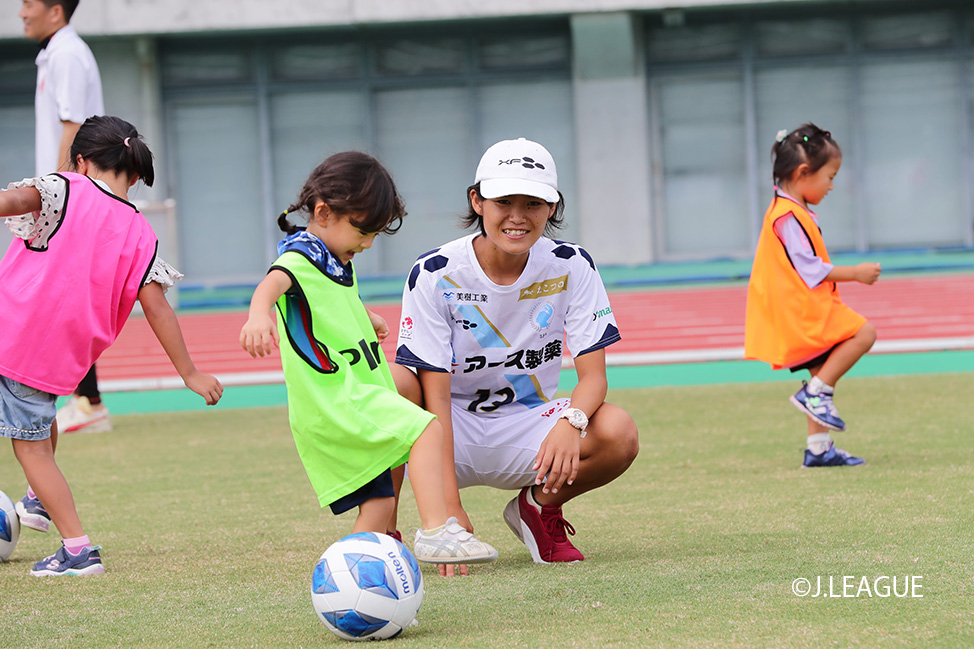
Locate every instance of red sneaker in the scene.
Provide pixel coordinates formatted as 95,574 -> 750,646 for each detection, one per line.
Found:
386,530 -> 403,543
503,487 -> 584,563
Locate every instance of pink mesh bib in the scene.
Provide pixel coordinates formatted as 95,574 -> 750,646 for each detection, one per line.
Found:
0,172 -> 158,394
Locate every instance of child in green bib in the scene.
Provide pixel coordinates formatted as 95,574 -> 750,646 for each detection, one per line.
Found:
240,152 -> 496,566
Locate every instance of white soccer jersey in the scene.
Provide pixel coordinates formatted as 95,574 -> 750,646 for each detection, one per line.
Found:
396,234 -> 620,417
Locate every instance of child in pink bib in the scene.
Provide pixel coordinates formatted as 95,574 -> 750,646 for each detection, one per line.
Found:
0,116 -> 223,576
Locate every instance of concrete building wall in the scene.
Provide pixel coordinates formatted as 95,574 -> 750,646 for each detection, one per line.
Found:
0,0 -> 792,38
571,13 -> 653,265
2,0 -> 971,284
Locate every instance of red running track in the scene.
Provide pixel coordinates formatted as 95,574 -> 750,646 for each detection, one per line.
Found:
97,273 -> 974,387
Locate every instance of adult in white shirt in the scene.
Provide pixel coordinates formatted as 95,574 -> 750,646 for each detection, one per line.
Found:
21,0 -> 104,176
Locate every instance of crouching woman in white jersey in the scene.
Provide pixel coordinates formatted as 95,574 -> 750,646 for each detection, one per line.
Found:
391,138 -> 639,575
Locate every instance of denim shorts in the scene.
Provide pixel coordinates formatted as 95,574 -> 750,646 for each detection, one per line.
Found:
0,374 -> 56,441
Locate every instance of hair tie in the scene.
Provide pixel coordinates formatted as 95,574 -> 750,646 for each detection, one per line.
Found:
803,136 -> 809,142
775,129 -> 788,143
123,137 -> 131,147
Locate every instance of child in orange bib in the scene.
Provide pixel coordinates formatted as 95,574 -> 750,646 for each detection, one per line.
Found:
745,123 -> 881,467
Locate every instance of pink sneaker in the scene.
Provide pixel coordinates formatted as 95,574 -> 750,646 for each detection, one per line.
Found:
503,487 -> 584,563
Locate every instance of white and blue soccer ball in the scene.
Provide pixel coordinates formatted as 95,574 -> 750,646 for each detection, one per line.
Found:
0,490 -> 20,562
311,532 -> 424,641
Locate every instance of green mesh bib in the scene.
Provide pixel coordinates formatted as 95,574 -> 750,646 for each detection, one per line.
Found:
272,250 -> 433,508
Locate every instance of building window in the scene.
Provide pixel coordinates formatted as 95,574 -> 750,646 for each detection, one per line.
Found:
646,2 -> 973,259
160,24 -> 572,284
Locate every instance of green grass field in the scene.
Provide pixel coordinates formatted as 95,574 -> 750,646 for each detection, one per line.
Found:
1,373 -> 972,648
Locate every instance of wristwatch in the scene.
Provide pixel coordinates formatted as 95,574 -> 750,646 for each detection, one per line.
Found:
559,407 -> 588,438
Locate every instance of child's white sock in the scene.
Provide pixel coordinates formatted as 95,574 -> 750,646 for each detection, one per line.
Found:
807,432 -> 832,455
807,376 -> 834,395
525,486 -> 542,512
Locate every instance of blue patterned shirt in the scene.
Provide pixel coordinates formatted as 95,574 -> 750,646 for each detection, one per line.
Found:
277,229 -> 351,282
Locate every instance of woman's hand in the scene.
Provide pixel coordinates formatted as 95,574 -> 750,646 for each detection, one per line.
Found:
533,419 -> 581,495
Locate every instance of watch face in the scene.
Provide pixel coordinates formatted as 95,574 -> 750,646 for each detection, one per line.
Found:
564,408 -> 586,429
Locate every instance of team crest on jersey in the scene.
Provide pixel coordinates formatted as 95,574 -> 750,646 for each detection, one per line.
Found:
399,315 -> 414,340
530,302 -> 555,333
519,275 -> 568,301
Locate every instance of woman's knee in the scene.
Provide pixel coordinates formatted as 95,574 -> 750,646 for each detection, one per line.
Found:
617,413 -> 640,463
588,404 -> 639,462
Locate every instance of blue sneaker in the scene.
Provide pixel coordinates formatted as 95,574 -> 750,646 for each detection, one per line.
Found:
803,442 -> 865,468
31,544 -> 105,577
15,494 -> 51,533
790,382 -> 846,431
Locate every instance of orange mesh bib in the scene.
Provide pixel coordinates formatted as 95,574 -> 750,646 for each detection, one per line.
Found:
744,194 -> 865,369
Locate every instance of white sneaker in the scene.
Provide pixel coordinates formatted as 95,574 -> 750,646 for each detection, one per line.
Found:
56,396 -> 112,434
412,517 -> 498,565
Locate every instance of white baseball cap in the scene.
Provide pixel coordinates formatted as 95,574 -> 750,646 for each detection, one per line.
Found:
474,138 -> 559,203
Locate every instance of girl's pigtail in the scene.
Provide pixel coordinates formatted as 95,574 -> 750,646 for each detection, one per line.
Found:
278,207 -> 299,235
770,122 -> 840,185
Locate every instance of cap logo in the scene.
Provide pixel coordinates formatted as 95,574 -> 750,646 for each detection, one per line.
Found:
498,157 -> 546,170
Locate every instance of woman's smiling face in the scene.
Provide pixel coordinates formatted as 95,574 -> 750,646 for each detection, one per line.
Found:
471,190 -> 555,258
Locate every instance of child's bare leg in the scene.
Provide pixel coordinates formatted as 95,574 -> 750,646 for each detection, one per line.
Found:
351,496 -> 396,535
406,420 -> 448,530
12,436 -> 83,538
815,322 -> 876,387
408,422 -> 498,565
25,419 -> 57,503
387,465 -> 405,533
387,370 -> 496,564
806,414 -> 829,436
387,366 -> 421,534
799,358 -> 865,466
801,365 -> 831,437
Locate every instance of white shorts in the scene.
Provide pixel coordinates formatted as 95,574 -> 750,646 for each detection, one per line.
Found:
451,398 -> 571,490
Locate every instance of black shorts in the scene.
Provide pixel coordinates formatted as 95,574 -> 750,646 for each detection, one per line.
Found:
328,468 -> 394,515
789,346 -> 836,373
